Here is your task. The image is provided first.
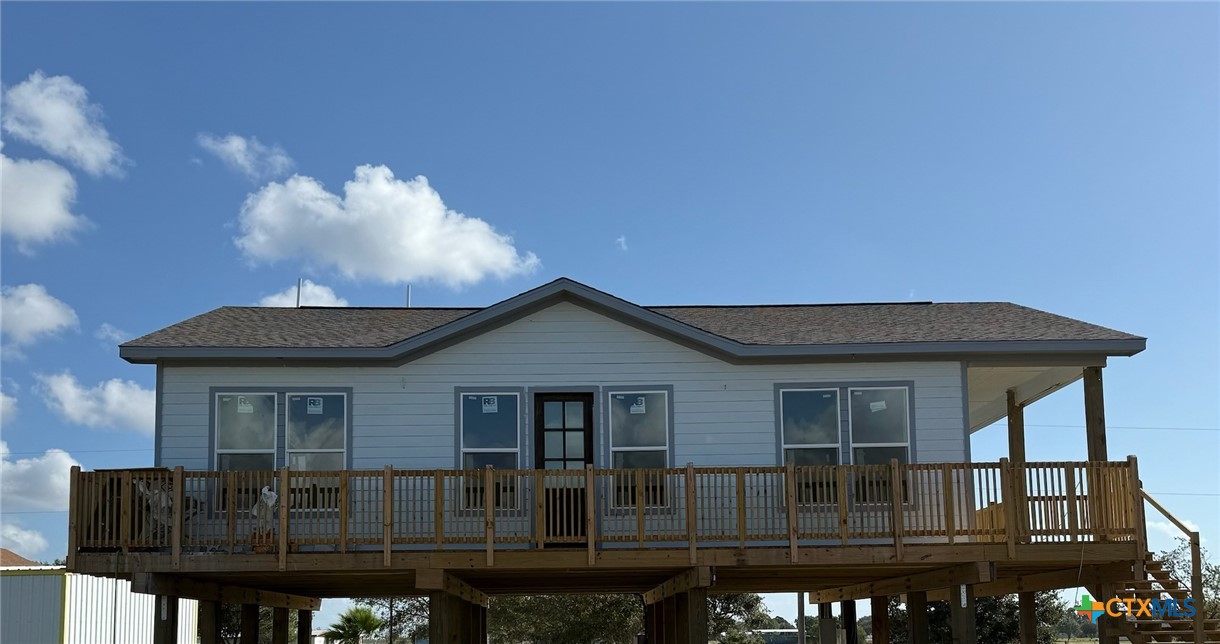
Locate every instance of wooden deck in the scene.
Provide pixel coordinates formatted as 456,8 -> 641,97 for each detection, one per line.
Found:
68,459 -> 1146,594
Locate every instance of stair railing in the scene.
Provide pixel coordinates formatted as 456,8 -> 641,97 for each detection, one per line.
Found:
1140,488 -> 1204,642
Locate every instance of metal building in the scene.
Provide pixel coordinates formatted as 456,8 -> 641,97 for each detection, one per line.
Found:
0,566 -> 197,644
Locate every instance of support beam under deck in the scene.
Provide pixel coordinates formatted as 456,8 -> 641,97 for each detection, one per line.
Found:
807,563 -> 994,604
133,574 -> 321,610
642,566 -> 714,605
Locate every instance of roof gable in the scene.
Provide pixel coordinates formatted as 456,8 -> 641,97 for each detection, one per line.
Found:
120,278 -> 1145,364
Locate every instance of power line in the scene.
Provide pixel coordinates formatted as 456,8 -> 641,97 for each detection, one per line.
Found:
3,448 -> 150,456
1026,424 -> 1219,432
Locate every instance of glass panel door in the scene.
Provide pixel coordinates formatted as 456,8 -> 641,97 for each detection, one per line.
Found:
534,393 -> 594,543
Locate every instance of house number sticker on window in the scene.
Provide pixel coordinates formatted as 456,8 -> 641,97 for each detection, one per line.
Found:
629,396 -> 646,414
481,396 -> 498,414
237,396 -> 254,414
307,397 -> 324,415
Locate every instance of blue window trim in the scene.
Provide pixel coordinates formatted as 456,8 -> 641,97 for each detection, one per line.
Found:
453,387 -> 527,470
773,381 -> 917,465
207,386 -> 354,470
602,385 -> 676,470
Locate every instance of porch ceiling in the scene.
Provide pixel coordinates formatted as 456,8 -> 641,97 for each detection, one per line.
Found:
967,364 -> 1088,431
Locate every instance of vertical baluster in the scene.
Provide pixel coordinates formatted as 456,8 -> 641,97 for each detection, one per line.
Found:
837,467 -> 849,544
171,466 -> 184,569
634,469 -> 645,548
784,462 -> 798,562
890,460 -> 904,561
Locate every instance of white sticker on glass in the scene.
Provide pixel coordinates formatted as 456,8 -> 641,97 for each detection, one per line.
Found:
307,397 -> 324,415
629,396 -> 646,415
482,396 -> 498,414
237,396 -> 254,414
869,401 -> 887,413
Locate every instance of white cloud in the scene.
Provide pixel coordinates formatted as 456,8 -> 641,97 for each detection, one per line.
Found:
235,166 -> 539,288
0,391 -> 16,426
0,284 -> 79,356
197,132 -> 294,181
36,372 -> 154,435
0,522 -> 48,558
94,323 -> 130,345
1149,519 -> 1205,544
0,440 -> 80,510
616,235 -> 628,251
0,151 -> 89,253
258,280 -> 349,307
2,71 -> 126,177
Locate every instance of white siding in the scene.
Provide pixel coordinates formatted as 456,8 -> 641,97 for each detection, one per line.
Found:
159,300 -> 966,470
0,570 -> 198,643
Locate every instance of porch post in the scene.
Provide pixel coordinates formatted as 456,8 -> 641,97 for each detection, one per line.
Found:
271,607 -> 290,644
152,594 -> 179,644
818,602 -> 836,644
239,604 -> 259,644
1084,367 -> 1108,461
455,597 -> 472,643
296,608 -> 313,644
663,595 -> 679,643
1097,583 -> 1120,644
949,584 -> 977,644
907,591 -> 929,644
472,602 -> 488,644
870,595 -> 890,644
1006,390 -> 1026,464
1018,592 -> 1036,644
796,592 -> 806,644
675,588 -> 708,643
198,600 -> 221,644
644,600 -> 662,643
428,592 -> 448,643
840,600 -> 857,644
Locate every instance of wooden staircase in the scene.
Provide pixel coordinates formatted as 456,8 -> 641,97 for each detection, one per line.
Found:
1098,553 -> 1220,643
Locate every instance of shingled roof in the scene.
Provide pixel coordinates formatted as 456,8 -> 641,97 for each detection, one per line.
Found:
0,548 -> 39,567
120,278 -> 1144,362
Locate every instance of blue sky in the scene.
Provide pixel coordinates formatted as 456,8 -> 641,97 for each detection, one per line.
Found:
1,1 -> 1216,626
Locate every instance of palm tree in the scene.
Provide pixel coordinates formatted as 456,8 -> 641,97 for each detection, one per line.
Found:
324,606 -> 385,644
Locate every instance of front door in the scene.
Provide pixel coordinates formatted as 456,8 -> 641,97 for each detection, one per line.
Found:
534,393 -> 594,543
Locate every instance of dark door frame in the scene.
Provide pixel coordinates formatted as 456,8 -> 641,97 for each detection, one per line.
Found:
532,392 -> 595,469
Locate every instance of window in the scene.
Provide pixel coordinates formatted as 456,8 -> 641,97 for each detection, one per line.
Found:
609,391 -> 669,507
215,393 -> 276,471
849,387 -> 911,502
848,387 -> 910,465
780,389 -> 841,504
459,393 -> 521,469
459,393 -> 520,510
780,389 -> 841,466
286,393 -> 347,471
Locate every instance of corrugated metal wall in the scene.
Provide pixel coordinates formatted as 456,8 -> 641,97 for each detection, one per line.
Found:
0,571 -> 65,643
63,572 -> 198,643
1,569 -> 197,643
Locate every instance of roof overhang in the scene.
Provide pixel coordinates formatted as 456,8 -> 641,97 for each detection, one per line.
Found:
120,278 -> 1147,365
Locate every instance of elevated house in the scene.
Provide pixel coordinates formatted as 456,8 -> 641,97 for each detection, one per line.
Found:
69,279 -> 1211,643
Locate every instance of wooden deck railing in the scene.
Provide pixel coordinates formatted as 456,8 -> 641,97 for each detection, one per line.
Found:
67,459 -> 1141,569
